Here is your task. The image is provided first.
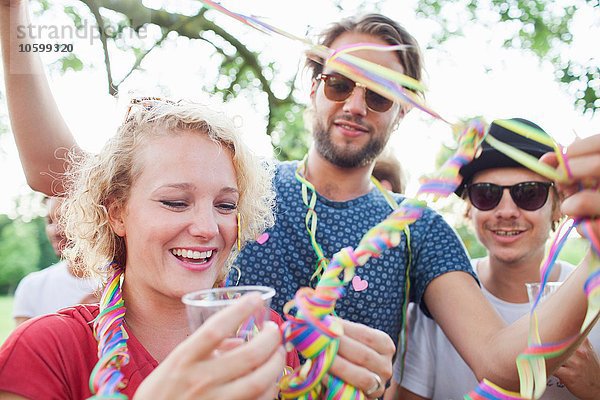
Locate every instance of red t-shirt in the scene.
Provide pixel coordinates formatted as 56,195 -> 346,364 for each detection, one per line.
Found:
0,304 -> 298,399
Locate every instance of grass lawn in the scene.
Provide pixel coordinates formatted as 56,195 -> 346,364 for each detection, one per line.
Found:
0,296 -> 14,345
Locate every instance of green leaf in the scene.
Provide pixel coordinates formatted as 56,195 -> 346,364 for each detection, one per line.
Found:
59,54 -> 84,73
63,6 -> 84,30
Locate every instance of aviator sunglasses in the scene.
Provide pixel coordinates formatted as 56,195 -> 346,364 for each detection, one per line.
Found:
316,73 -> 394,112
466,181 -> 554,211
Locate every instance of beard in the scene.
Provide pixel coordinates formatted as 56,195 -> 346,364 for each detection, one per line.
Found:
312,118 -> 388,168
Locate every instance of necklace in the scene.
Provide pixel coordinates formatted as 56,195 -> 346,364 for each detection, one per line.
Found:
294,155 -> 400,284
294,155 -> 414,380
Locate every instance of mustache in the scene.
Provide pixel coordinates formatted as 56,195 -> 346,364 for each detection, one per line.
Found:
333,114 -> 372,130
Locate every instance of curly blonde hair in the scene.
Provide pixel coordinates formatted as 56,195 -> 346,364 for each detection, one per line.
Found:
61,99 -> 275,283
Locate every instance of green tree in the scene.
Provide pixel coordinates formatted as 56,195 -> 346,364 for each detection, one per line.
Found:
32,0 -> 596,162
0,192 -> 57,294
31,216 -> 60,269
0,215 -> 42,294
415,0 -> 598,115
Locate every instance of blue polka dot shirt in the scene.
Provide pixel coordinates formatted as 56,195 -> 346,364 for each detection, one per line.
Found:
231,161 -> 475,345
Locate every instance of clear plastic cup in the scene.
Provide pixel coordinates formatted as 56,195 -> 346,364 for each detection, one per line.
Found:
182,285 -> 276,341
525,281 -> 562,304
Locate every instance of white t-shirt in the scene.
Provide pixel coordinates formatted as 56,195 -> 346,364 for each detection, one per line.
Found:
12,260 -> 99,319
396,260 -> 600,400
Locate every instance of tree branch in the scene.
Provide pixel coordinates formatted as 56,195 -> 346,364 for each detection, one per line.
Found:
79,0 -> 116,95
114,32 -> 165,88
76,0 -> 310,137
91,0 -> 287,108
116,9 -> 208,87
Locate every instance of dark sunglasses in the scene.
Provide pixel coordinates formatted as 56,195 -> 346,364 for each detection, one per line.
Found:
466,181 -> 554,211
316,73 -> 394,112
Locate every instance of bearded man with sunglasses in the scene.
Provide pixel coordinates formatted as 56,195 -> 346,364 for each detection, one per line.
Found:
392,119 -> 600,400
232,14 -> 476,350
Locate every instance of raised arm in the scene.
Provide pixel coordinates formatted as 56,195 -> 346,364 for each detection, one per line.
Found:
427,257 -> 593,391
1,0 -> 81,195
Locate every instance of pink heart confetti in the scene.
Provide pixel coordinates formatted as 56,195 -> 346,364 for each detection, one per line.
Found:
256,232 -> 270,245
352,275 -> 368,292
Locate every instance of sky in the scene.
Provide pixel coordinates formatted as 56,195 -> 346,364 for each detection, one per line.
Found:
0,0 -> 598,217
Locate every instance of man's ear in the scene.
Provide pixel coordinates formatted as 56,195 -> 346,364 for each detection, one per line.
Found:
464,202 -> 473,219
392,104 -> 411,130
310,79 -> 318,101
107,200 -> 126,237
400,103 -> 413,118
551,205 -> 564,231
550,188 -> 564,231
